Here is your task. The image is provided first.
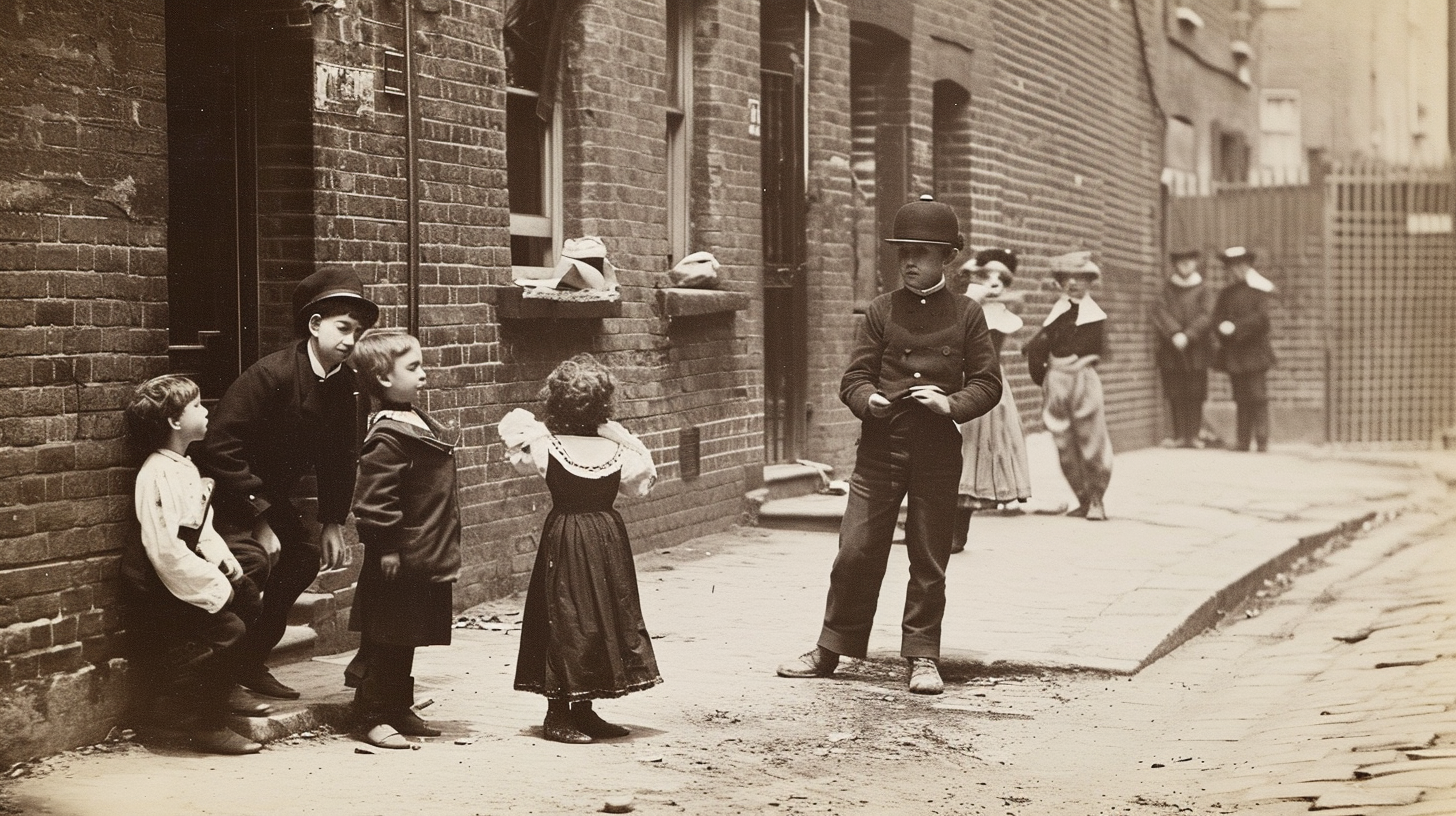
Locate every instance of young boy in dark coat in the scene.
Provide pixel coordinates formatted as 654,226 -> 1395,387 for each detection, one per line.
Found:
344,328 -> 461,749
196,269 -> 378,700
1212,246 -> 1277,452
776,195 -> 1002,695
1152,249 -> 1215,448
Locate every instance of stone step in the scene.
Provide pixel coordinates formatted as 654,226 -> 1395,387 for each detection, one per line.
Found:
265,625 -> 318,666
757,491 -> 906,542
763,461 -> 833,502
288,592 -> 332,627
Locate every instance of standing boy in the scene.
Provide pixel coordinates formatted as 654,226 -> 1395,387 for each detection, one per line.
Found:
1152,249 -> 1215,448
197,270 -> 378,699
1023,251 -> 1114,521
1212,246 -> 1276,452
122,375 -> 265,754
777,195 -> 1002,695
345,328 -> 461,749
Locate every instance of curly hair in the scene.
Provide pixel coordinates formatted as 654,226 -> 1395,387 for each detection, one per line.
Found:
124,374 -> 200,453
542,353 -> 615,435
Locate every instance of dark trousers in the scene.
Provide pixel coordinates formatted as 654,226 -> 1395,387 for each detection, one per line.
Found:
818,406 -> 961,660
345,639 -> 416,723
126,579 -> 260,727
216,506 -> 321,675
1229,371 -> 1270,451
1159,367 -> 1208,443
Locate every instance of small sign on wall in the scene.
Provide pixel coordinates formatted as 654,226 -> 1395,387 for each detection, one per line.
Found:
314,62 -> 376,116
748,98 -> 761,137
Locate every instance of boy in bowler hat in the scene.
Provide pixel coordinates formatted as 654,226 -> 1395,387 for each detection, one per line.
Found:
1152,249 -> 1215,448
197,269 -> 378,699
1211,246 -> 1277,451
777,195 -> 1002,695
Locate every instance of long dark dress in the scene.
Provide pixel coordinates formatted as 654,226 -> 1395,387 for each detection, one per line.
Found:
514,453 -> 662,701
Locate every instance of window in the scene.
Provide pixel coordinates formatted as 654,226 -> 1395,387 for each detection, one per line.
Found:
1165,116 -> 1196,173
1215,128 -> 1250,184
505,0 -> 563,275
1259,90 -> 1302,174
666,0 -> 694,265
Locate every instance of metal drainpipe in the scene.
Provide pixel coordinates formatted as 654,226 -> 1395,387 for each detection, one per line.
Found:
404,0 -> 420,335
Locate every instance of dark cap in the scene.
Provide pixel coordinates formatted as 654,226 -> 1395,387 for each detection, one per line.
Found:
293,269 -> 379,329
972,247 -> 1019,277
1218,246 -> 1256,265
885,194 -> 963,250
1169,248 -> 1199,262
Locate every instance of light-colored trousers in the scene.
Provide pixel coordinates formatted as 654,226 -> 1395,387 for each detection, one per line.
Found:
1042,357 -> 1114,504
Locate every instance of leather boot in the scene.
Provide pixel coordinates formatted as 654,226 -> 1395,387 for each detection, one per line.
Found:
543,700 -> 592,744
385,677 -> 441,737
572,701 -> 630,739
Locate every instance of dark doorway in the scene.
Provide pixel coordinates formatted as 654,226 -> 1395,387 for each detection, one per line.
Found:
761,4 -> 808,463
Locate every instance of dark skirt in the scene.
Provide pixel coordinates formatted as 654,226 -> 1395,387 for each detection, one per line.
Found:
514,507 -> 662,701
348,555 -> 453,647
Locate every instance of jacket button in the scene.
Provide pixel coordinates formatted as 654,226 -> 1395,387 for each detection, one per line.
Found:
942,347 -> 951,355
920,298 -> 927,304
913,372 -> 922,379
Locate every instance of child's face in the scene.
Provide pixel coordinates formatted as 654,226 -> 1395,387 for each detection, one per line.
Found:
309,313 -> 364,370
377,344 -> 426,405
897,243 -> 953,291
1174,258 -> 1199,278
171,396 -> 209,446
979,271 -> 1005,300
1056,273 -> 1096,300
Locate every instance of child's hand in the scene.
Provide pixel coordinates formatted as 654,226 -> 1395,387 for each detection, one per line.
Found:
219,558 -> 243,582
380,553 -> 401,580
253,518 -> 281,558
866,393 -> 893,417
1171,332 -> 1188,350
1219,320 -> 1236,336
908,385 -> 950,415
320,522 -> 348,571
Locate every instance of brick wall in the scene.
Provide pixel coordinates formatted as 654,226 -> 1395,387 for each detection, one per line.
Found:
804,0 -> 1166,473
0,0 -> 166,762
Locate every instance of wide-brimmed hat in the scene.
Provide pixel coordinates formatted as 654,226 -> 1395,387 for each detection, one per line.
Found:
1219,245 -> 1257,265
885,195 -> 963,250
293,269 -> 379,329
516,236 -> 620,292
970,247 -> 1019,279
1049,250 -> 1101,279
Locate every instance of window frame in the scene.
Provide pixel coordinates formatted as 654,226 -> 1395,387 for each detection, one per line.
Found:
665,0 -> 695,266
507,85 -> 564,279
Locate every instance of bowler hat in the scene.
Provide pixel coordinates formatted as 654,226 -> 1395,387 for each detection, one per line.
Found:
885,194 -> 963,250
1219,246 -> 1256,265
1169,248 -> 1199,262
293,269 -> 379,328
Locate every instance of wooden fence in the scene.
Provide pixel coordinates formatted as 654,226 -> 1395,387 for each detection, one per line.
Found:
1168,163 -> 1456,445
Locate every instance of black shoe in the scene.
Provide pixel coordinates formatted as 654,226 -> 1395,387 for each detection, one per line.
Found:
191,727 -> 262,755
776,647 -> 839,678
1065,504 -> 1089,518
543,710 -> 592,744
386,708 -> 442,738
572,703 -> 630,739
228,686 -> 275,717
239,668 -> 300,700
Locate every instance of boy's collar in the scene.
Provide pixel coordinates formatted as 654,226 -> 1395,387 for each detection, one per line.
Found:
305,341 -> 343,380
1171,271 -> 1203,288
154,447 -> 189,462
905,278 -> 947,297
1042,294 -> 1107,326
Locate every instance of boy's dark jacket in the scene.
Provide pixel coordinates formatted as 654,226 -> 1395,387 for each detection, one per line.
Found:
1151,280 -> 1215,371
1212,282 -> 1276,374
352,409 -> 462,582
198,341 -> 362,526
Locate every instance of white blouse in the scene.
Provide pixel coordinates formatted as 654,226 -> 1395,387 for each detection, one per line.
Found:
498,408 -> 657,498
133,450 -> 240,613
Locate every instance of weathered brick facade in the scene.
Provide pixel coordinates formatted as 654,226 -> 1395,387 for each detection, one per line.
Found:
0,0 -> 1175,762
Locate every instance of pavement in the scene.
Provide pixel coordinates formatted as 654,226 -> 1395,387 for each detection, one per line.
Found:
224,435 -> 1449,744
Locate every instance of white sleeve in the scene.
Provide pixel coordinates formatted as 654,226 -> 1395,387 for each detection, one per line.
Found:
598,422 -> 657,497
134,459 -> 232,613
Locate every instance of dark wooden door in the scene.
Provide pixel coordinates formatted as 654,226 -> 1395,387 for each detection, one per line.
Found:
761,68 -> 808,463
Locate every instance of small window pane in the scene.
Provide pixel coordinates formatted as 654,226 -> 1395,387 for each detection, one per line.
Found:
507,92 -> 544,216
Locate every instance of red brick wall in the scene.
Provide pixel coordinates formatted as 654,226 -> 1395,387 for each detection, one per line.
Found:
0,0 -> 166,761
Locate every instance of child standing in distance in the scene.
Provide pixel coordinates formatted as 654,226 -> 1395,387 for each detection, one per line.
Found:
953,248 -> 1032,553
345,329 -> 461,749
498,354 -> 660,744
122,375 -> 265,755
197,269 -> 378,701
1212,246 -> 1277,452
1023,251 -> 1114,521
1152,249 -> 1215,449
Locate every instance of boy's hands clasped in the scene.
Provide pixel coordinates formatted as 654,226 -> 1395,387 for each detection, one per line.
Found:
868,385 -> 951,417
